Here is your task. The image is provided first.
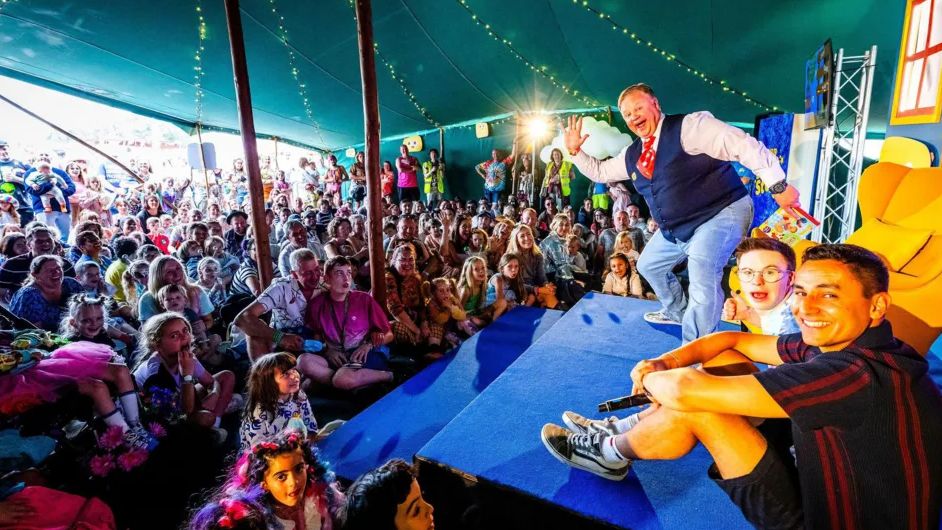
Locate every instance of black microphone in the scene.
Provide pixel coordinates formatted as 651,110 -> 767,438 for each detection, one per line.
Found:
597,393 -> 652,413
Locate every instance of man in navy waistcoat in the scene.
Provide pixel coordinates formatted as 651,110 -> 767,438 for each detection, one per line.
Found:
566,84 -> 800,342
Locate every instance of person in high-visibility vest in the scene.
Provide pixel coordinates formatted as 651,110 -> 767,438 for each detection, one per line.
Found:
541,148 -> 572,210
421,148 -> 446,210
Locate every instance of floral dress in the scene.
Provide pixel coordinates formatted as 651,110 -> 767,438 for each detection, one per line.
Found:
239,391 -> 319,450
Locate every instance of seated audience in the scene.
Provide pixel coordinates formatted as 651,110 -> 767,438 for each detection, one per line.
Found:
0,225 -> 75,301
384,244 -> 431,349
304,256 -> 395,390
236,248 -> 323,361
222,431 -> 343,530
240,352 -> 318,450
278,219 -> 326,277
10,255 -> 83,331
133,313 -> 235,441
487,252 -> 534,311
340,459 -> 435,530
138,255 -> 214,324
506,224 -> 557,309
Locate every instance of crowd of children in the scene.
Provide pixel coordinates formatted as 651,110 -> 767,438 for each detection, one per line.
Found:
0,141 -> 671,528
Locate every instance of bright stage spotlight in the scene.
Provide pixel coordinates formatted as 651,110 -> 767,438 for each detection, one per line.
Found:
526,116 -> 549,139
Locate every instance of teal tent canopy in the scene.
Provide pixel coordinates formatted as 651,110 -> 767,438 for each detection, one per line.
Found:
0,0 -> 905,151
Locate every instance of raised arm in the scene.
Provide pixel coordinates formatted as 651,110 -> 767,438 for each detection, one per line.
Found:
564,115 -> 631,183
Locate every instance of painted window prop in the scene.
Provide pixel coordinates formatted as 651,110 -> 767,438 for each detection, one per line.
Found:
891,0 -> 942,125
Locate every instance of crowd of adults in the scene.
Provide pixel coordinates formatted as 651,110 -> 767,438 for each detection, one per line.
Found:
0,130 -> 665,529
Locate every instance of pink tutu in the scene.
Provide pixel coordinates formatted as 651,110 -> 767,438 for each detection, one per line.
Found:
0,342 -> 116,416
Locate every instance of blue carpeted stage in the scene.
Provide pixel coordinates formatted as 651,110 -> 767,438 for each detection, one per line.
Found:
416,293 -> 750,529
317,305 -> 563,482
320,293 -> 942,529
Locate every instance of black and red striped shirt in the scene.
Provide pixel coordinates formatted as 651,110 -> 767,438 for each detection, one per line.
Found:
755,321 -> 942,529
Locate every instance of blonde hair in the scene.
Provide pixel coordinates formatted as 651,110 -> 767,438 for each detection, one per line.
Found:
157,283 -> 188,307
506,224 -> 541,257
59,294 -> 109,337
457,255 -> 487,301
147,255 -> 200,297
550,213 -> 571,233
613,231 -> 634,254
134,312 -> 191,370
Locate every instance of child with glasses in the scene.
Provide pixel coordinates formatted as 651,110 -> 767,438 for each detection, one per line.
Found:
722,237 -> 800,335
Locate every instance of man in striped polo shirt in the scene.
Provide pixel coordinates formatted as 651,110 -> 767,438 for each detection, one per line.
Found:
543,244 -> 941,529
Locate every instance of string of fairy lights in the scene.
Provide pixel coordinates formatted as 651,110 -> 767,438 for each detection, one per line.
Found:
374,43 -> 441,127
192,1 -> 207,125
454,0 -> 600,108
268,0 -> 326,146
345,0 -> 440,127
571,0 -> 778,112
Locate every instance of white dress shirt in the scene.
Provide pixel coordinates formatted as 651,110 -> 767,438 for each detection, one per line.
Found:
573,112 -> 786,187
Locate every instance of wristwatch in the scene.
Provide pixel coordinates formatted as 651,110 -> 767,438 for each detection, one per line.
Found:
182,374 -> 196,385
768,180 -> 788,195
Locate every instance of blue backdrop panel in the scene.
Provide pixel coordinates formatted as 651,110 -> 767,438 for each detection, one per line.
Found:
417,294 -> 750,529
317,306 -> 562,482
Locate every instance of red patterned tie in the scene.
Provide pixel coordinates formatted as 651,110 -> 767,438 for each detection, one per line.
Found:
637,135 -> 656,179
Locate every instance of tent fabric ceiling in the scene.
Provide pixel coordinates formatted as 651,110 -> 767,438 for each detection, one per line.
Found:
0,0 -> 905,150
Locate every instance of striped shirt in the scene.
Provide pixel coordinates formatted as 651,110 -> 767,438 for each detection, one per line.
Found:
755,321 -> 942,529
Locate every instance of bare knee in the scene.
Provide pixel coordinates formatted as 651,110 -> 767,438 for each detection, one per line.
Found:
190,410 -> 216,428
107,363 -> 134,389
331,368 -> 358,391
214,370 -> 235,390
625,406 -> 700,460
78,379 -> 110,398
298,354 -> 334,384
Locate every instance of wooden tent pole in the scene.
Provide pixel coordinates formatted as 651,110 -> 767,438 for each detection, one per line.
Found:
353,0 -> 386,307
0,93 -> 143,183
223,0 -> 273,289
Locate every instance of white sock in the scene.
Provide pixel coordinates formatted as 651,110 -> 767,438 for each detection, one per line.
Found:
118,391 -> 140,427
601,436 -> 630,462
614,412 -> 642,434
102,408 -> 129,432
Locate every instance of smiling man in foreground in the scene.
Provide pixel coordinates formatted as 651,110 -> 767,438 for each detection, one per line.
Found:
542,244 -> 942,529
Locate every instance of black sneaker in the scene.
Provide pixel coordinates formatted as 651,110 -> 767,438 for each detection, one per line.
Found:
561,411 -> 620,436
540,423 -> 629,481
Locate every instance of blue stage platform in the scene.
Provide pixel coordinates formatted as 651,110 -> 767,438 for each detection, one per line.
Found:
317,305 -> 562,482
322,292 -> 942,529
415,293 -> 752,529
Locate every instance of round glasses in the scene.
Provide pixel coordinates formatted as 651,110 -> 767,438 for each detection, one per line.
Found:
737,267 -> 792,284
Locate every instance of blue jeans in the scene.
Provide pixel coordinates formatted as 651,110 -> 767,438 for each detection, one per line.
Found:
483,188 -> 501,205
637,195 -> 752,343
42,211 -> 71,242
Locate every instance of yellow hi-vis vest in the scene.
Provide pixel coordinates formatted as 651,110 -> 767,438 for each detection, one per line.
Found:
542,161 -> 572,196
422,160 -> 446,194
